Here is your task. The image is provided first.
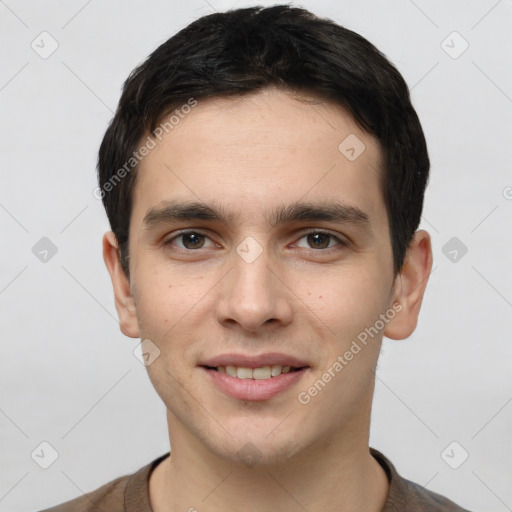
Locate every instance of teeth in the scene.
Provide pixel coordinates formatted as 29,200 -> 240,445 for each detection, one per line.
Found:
271,365 -> 282,377
236,367 -> 253,379
216,364 -> 298,379
226,365 -> 237,377
252,366 -> 271,380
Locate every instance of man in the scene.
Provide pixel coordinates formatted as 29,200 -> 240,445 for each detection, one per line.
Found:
43,5 -> 471,511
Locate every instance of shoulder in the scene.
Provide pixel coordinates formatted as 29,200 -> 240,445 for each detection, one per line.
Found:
370,448 -> 473,512
395,475 -> 473,511
38,474 -> 130,512
37,453 -> 169,512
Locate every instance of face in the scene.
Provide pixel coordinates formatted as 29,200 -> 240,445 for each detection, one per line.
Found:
106,87 -> 425,467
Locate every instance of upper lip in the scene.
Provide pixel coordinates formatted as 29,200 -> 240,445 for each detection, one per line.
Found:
200,352 -> 309,369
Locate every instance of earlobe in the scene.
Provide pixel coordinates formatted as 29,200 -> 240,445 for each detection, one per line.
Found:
102,231 -> 140,338
383,230 -> 433,341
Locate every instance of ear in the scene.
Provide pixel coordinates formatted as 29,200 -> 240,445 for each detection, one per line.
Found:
102,231 -> 140,338
384,230 -> 433,340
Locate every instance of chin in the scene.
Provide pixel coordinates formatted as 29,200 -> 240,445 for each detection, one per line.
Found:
212,430 -> 304,468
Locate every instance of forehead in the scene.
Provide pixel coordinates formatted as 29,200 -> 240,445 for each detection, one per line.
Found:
131,87 -> 385,230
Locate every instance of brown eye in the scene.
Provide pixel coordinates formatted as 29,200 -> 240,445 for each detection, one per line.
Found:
306,232 -> 331,249
180,233 -> 205,249
164,231 -> 213,250
295,230 -> 346,250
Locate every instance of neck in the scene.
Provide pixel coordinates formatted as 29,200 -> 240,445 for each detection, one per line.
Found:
149,411 -> 389,512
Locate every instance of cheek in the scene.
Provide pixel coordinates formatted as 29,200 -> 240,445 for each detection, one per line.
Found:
132,269 -> 214,364
135,266 -> 197,323
305,263 -> 392,338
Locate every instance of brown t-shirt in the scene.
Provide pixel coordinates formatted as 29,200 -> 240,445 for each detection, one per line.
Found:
40,448 -> 472,511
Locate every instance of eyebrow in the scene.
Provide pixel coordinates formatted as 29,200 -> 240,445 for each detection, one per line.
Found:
142,200 -> 372,233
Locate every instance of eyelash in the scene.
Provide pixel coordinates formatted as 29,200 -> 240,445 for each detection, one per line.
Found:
162,229 -> 347,252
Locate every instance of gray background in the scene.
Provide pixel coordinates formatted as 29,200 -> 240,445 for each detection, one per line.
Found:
1,1 -> 511,511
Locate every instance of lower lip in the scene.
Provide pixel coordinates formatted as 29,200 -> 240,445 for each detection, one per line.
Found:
202,367 -> 309,401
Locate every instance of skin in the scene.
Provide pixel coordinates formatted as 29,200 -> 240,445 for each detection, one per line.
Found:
103,87 -> 433,511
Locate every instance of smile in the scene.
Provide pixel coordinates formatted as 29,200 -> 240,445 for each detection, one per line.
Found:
206,365 -> 303,380
202,366 -> 309,401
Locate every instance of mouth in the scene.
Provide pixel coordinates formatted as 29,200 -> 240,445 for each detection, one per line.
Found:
199,352 -> 311,401
202,365 -> 306,380
200,364 -> 310,401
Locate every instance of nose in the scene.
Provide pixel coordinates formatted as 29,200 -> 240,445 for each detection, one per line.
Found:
215,245 -> 293,334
